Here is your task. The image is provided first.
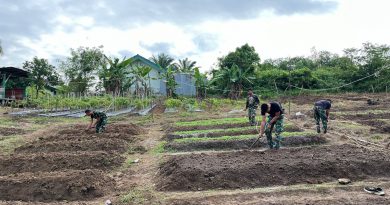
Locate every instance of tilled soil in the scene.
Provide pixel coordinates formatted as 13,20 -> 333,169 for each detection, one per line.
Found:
170,122 -> 249,132
0,151 -> 124,175
338,112 -> 390,121
167,126 -> 303,141
15,138 -> 129,153
165,135 -> 326,152
0,127 -> 26,136
157,144 -> 390,191
357,119 -> 390,133
0,169 -> 114,202
57,123 -> 146,135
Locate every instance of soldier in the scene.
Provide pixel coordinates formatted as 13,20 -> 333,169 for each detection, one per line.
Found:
314,99 -> 332,134
259,102 -> 284,149
244,88 -> 260,126
85,109 -> 108,133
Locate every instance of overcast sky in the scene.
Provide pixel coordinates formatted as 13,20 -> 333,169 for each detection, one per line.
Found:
0,0 -> 389,72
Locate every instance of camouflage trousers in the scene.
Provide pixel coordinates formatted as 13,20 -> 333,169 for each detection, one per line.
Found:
265,115 -> 284,149
96,117 -> 107,133
248,107 -> 257,126
314,106 -> 327,131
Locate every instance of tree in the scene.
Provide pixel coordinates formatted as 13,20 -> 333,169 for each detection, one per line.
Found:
211,64 -> 254,99
60,46 -> 105,94
129,65 -> 152,98
194,67 -> 207,99
23,57 -> 60,98
218,43 -> 260,73
99,56 -> 133,96
210,44 -> 259,98
177,58 -> 196,73
160,66 -> 177,97
150,53 -> 175,70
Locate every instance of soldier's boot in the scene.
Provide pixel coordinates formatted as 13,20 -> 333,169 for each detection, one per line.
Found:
274,135 -> 282,150
316,125 -> 321,133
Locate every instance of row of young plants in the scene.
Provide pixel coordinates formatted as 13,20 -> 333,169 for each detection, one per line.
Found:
173,123 -> 297,135
164,97 -> 244,111
13,95 -> 152,111
172,131 -> 317,143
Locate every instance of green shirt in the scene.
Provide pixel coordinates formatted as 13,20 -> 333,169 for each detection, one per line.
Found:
91,111 -> 107,119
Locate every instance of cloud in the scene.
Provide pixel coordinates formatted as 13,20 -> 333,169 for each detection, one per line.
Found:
0,0 -> 338,68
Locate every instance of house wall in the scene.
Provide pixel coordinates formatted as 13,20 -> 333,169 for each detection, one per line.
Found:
128,60 -> 165,95
174,73 -> 196,96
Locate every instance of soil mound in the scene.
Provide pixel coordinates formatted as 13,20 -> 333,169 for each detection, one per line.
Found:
0,127 -> 26,136
0,151 -> 124,175
15,138 -> 128,153
165,135 -> 326,152
157,144 -> 390,191
0,169 -> 114,201
57,123 -> 146,136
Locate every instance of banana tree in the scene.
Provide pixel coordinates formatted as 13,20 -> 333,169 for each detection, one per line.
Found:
210,64 -> 254,99
160,66 -> 177,98
129,65 -> 152,98
99,56 -> 133,96
194,67 -> 208,99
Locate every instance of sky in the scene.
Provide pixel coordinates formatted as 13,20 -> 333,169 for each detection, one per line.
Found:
0,0 -> 389,72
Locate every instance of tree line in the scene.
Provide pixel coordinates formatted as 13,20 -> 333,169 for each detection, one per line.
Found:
209,42 -> 390,99
2,41 -> 389,100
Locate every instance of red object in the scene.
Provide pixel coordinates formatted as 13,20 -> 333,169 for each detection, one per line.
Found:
5,88 -> 25,100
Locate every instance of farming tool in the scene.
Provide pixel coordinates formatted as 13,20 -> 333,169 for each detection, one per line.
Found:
249,121 -> 262,149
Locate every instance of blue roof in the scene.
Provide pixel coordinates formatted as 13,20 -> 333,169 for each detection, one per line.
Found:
130,54 -> 165,73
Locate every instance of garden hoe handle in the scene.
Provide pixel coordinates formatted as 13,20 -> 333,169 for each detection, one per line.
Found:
249,121 -> 262,149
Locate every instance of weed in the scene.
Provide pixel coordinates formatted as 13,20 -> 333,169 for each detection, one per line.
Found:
121,189 -> 146,204
150,141 -> 167,155
0,135 -> 25,155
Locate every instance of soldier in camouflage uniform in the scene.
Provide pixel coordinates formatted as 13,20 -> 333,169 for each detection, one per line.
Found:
244,89 -> 260,126
259,102 -> 284,149
85,109 -> 108,133
313,99 -> 332,134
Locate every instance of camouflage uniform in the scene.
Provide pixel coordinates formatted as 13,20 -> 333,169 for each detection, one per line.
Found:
314,106 -> 327,132
246,95 -> 260,126
91,111 -> 108,133
265,114 -> 284,149
313,100 -> 331,133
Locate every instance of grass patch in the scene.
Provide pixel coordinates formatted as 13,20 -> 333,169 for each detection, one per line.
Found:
175,117 -> 247,127
150,141 -> 168,155
0,135 -> 25,155
173,131 -> 316,143
371,135 -> 383,141
119,187 -> 162,205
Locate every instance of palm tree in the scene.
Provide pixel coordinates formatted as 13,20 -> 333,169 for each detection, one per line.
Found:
150,53 -> 175,70
210,64 -> 254,99
177,58 -> 196,73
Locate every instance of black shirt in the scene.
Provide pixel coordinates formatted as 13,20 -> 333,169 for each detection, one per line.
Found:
315,100 -> 331,110
262,102 -> 282,117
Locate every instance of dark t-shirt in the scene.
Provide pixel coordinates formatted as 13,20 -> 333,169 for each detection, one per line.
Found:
315,100 -> 331,110
91,111 -> 107,119
262,102 -> 282,117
